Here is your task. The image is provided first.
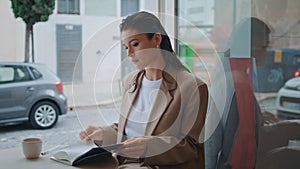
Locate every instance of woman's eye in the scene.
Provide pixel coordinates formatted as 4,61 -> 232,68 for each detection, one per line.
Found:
132,42 -> 139,47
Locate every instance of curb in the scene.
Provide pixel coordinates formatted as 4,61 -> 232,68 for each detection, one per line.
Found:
256,92 -> 277,102
66,93 -> 277,111
67,97 -> 122,111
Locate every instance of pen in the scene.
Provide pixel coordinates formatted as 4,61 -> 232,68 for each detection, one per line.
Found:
41,145 -> 67,156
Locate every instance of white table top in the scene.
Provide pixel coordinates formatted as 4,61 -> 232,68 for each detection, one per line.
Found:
1,147 -> 117,169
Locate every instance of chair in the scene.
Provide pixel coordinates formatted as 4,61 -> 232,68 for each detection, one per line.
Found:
255,120 -> 300,169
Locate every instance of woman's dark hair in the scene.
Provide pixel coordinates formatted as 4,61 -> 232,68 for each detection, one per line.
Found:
120,11 -> 188,71
228,17 -> 271,57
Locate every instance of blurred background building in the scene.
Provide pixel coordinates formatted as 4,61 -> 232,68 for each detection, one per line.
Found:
0,0 -> 299,92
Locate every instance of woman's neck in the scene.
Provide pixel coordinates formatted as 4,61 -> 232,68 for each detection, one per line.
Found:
145,56 -> 165,81
145,68 -> 163,81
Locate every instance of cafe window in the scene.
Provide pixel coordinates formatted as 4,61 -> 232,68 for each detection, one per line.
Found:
57,0 -> 80,15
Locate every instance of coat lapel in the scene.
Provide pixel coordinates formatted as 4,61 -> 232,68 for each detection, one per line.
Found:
118,67 -> 178,141
144,67 -> 177,136
117,71 -> 144,142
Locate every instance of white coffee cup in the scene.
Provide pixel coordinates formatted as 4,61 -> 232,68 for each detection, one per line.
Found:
22,138 -> 42,159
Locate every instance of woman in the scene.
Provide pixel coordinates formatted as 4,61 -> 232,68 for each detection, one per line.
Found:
80,11 -> 208,169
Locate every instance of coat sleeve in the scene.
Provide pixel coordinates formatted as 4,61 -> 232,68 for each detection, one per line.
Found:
142,82 -> 208,166
101,123 -> 118,146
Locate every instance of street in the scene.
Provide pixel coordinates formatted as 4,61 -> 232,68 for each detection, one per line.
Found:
0,107 -> 120,150
0,97 -> 278,150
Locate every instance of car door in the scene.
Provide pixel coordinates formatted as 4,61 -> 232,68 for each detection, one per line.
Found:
0,65 -> 37,121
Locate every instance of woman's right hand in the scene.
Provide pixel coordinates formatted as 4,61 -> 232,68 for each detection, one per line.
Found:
79,125 -> 103,141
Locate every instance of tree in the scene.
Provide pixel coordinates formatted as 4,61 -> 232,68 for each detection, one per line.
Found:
11,0 -> 55,62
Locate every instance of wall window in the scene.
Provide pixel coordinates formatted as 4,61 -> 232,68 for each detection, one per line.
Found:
121,0 -> 139,16
85,0 -> 116,16
57,0 -> 80,15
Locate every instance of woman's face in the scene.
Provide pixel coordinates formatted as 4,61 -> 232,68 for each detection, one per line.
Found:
121,29 -> 162,70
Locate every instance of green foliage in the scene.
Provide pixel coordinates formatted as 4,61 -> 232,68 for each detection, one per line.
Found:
11,0 -> 55,26
11,0 -> 55,62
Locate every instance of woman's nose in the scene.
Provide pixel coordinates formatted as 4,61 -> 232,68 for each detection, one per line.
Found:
127,47 -> 134,57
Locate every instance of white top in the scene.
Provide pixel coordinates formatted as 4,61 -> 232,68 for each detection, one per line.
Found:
125,76 -> 162,139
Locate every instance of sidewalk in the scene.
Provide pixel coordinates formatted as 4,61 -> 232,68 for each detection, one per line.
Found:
63,81 -> 277,110
63,81 -> 122,110
255,92 -> 277,102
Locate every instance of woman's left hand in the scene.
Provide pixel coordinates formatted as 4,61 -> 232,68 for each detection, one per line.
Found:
117,136 -> 148,158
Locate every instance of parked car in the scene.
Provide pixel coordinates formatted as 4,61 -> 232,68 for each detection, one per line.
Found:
294,68 -> 300,77
0,62 -> 67,129
276,76 -> 300,119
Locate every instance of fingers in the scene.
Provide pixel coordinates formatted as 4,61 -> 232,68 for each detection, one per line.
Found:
116,137 -> 147,158
85,126 -> 98,134
79,126 -> 101,141
86,129 -> 103,141
79,131 -> 89,140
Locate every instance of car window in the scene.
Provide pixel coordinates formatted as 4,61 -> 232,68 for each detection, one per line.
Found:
0,66 -> 14,83
13,66 -> 32,82
0,65 -> 32,83
29,67 -> 43,79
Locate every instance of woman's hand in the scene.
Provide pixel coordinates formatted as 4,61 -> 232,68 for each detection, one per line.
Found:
117,136 -> 148,158
79,125 -> 103,141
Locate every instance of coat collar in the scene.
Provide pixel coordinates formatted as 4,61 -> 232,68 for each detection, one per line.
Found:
118,66 -> 178,142
127,66 -> 178,93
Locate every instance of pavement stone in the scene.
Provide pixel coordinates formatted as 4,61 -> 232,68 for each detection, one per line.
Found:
255,92 -> 277,102
0,108 -> 120,150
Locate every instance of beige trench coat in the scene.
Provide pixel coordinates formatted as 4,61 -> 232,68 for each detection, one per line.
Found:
101,66 -> 208,169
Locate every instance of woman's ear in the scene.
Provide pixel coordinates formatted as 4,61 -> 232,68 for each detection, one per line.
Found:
154,32 -> 162,47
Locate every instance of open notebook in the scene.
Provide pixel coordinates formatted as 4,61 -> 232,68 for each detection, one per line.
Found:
50,141 -> 122,166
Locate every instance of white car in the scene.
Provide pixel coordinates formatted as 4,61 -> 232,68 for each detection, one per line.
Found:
276,76 -> 300,118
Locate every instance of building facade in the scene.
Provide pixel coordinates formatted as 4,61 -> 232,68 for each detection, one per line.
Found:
0,0 -> 163,84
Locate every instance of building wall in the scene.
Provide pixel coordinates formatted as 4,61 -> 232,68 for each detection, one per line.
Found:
252,0 -> 300,49
0,0 -> 18,61
81,16 -> 121,83
33,14 -> 121,83
0,0 -> 163,84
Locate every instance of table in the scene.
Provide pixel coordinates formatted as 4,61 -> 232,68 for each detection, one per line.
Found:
1,147 -> 118,169
256,146 -> 300,169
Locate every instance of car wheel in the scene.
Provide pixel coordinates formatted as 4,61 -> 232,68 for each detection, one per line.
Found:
29,101 -> 59,129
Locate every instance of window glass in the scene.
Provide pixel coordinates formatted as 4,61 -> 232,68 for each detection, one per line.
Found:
29,67 -> 43,79
177,0 -> 251,82
58,0 -> 67,14
178,0 -> 299,95
177,0 -> 219,83
121,0 -> 139,16
0,66 -> 14,83
13,66 -> 32,82
58,0 -> 80,15
0,66 -> 31,83
85,0 -> 116,16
